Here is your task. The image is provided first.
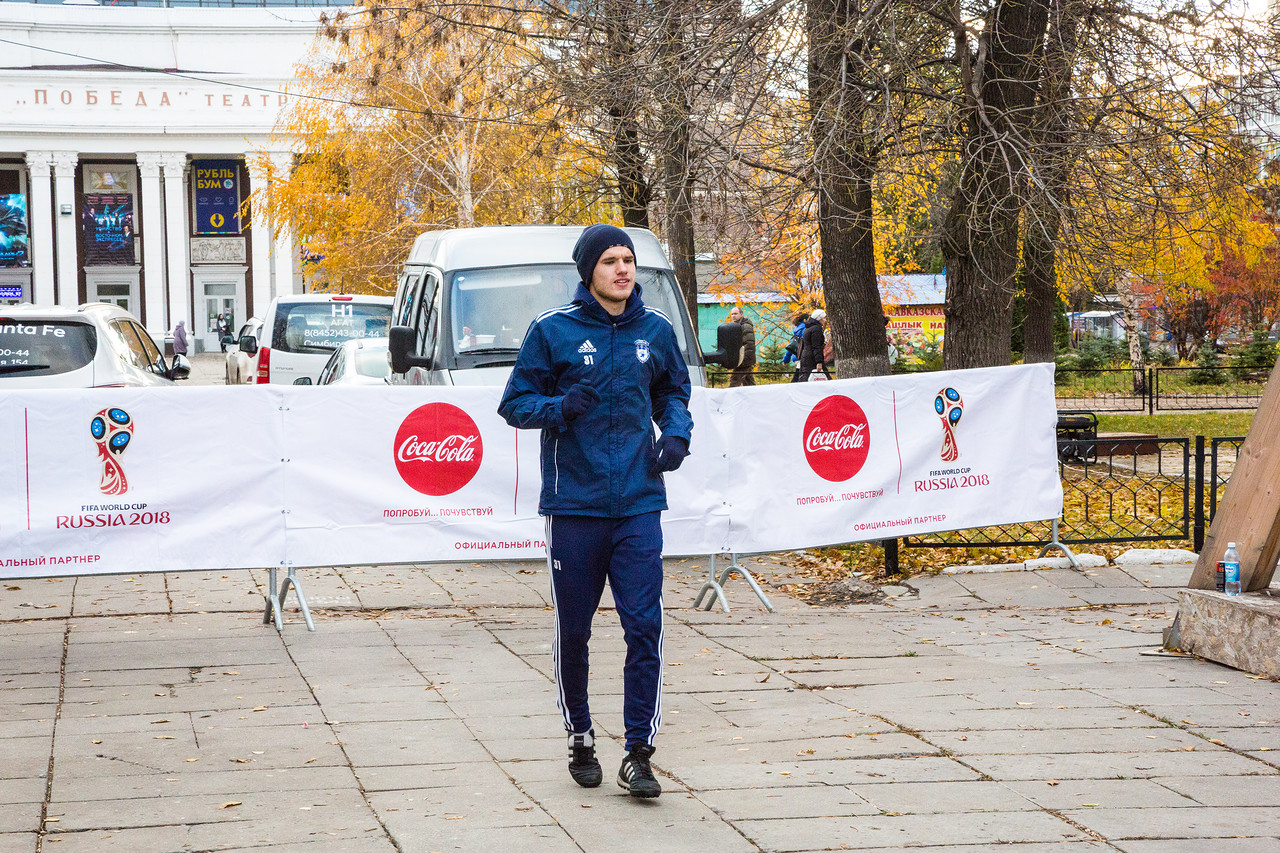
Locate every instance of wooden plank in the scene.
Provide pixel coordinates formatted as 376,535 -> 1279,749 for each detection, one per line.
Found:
1190,358 -> 1280,591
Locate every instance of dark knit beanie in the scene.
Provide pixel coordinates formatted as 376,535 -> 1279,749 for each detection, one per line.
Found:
572,224 -> 635,286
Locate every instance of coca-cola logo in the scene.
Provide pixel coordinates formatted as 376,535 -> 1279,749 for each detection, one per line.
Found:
393,403 -> 483,496
803,395 -> 871,482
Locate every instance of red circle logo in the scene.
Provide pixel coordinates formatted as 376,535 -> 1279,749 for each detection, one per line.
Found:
803,395 -> 871,482
394,403 -> 483,495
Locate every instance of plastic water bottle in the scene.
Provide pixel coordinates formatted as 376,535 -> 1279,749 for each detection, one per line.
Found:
1224,542 -> 1241,596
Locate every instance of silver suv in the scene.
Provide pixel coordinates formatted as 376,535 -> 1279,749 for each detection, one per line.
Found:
0,303 -> 191,388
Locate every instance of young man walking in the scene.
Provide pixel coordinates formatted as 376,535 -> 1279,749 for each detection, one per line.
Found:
498,224 -> 693,799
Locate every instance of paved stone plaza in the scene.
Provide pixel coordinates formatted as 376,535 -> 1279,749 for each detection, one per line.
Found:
3,550 -> 1279,852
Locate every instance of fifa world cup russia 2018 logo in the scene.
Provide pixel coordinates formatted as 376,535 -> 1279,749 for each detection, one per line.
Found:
935,387 -> 963,462
90,407 -> 133,495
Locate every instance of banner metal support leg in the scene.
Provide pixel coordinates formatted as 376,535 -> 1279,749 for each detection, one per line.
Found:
693,553 -> 774,614
262,566 -> 316,632
1035,519 -> 1079,569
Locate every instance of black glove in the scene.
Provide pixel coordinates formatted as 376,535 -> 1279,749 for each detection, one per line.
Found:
653,435 -> 690,473
561,382 -> 601,422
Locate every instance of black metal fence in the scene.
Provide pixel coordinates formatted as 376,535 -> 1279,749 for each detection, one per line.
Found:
715,365 -> 1267,412
1054,367 -> 1150,413
1152,368 -> 1266,411
1049,366 -> 1265,413
901,434 -> 1244,555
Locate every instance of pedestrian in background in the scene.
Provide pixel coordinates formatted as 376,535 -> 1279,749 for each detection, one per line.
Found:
785,310 -> 809,380
172,319 -> 189,358
728,305 -> 756,387
796,309 -> 832,381
499,223 -> 693,800
216,314 -> 231,352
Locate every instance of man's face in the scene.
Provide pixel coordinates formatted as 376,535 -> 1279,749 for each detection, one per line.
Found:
730,308 -> 743,322
589,245 -> 636,313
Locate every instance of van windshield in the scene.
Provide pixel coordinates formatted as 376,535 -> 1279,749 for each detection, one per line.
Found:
446,265 -> 698,366
271,301 -> 392,354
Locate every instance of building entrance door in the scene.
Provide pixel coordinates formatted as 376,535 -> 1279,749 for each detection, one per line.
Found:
203,281 -> 237,352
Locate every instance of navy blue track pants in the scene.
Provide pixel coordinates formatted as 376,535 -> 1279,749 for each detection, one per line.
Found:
545,512 -> 664,751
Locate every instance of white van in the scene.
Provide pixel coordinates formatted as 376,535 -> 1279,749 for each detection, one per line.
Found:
237,293 -> 393,385
386,225 -> 714,386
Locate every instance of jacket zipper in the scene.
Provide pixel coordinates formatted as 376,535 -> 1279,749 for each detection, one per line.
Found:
609,323 -> 617,516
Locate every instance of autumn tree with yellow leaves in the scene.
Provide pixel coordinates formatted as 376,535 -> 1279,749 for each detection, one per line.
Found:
250,5 -> 612,293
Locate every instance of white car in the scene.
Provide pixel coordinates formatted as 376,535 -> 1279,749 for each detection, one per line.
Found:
0,303 -> 190,388
237,293 -> 393,385
224,317 -> 263,385
316,336 -> 390,386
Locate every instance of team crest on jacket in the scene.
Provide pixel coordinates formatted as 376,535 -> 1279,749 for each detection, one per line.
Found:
634,339 -> 651,363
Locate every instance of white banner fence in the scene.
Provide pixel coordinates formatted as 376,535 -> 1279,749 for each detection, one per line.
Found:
1,363 -> 1063,589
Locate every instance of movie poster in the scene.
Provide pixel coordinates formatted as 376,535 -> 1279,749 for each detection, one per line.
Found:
82,193 -> 135,265
0,194 -> 29,267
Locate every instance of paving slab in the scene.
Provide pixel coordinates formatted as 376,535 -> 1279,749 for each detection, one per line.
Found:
0,834 -> 35,853
695,784 -> 877,820
849,779 -> 1041,814
1063,804 -> 1280,840
1116,839 -> 1280,852
736,810 -> 1086,851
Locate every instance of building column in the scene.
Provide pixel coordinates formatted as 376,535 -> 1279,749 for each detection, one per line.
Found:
269,152 -> 296,298
51,151 -> 78,305
246,156 -> 273,319
161,153 -> 190,332
25,151 -> 55,305
136,154 -> 166,332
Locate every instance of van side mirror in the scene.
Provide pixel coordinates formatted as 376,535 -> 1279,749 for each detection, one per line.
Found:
703,322 -> 744,368
293,377 -> 312,385
389,325 -> 433,373
239,335 -> 258,356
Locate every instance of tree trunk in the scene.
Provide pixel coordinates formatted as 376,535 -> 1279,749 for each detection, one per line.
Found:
942,0 -> 1051,369
659,0 -> 698,328
1021,223 -> 1057,363
606,0 -> 650,228
807,0 -> 890,378
1023,0 -> 1079,364
614,110 -> 650,228
1116,274 -> 1146,392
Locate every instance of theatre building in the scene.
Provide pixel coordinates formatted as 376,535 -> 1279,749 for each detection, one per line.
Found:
0,2 -> 327,351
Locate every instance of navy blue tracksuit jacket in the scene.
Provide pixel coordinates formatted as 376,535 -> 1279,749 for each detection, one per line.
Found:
498,282 -> 693,518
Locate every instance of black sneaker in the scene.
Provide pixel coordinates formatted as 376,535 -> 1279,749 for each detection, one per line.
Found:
616,744 -> 661,798
568,730 -> 602,788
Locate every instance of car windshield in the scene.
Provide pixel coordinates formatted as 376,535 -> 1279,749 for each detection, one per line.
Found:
272,301 -> 392,354
446,265 -> 697,364
0,319 -> 97,377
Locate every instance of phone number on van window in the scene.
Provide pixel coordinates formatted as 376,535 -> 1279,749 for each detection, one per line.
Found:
303,329 -> 361,340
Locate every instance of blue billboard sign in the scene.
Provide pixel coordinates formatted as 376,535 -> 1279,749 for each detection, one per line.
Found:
193,160 -> 241,235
